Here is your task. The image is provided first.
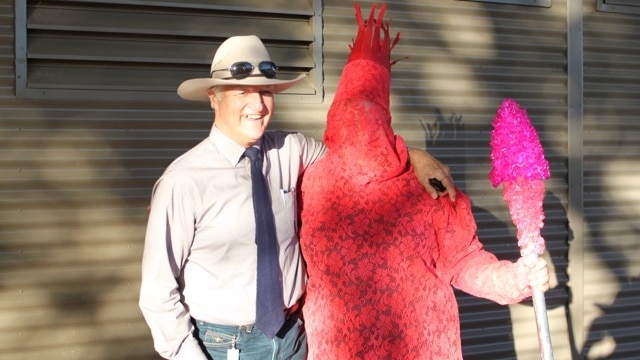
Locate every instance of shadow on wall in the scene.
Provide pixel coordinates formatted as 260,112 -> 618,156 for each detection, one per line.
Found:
580,158 -> 640,359
580,277 -> 640,359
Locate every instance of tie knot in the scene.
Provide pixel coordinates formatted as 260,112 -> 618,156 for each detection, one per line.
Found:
244,147 -> 261,162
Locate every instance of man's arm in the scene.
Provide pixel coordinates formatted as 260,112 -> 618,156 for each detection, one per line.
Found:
139,179 -> 209,360
408,148 -> 456,201
297,133 -> 328,169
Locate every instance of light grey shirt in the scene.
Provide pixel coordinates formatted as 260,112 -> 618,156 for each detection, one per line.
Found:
139,125 -> 326,359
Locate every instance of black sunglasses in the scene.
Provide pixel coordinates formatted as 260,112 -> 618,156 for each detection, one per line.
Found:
210,61 -> 278,80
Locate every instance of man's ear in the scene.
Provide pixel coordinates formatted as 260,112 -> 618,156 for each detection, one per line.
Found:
207,88 -> 217,110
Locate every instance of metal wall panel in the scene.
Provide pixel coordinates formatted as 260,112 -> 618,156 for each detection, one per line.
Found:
580,1 -> 640,359
0,103 -> 193,360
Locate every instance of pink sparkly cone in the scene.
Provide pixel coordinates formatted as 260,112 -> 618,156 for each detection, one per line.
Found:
490,99 -> 550,187
502,178 -> 546,257
490,98 -> 550,257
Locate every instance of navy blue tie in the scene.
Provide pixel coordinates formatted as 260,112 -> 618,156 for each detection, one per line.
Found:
244,146 -> 285,338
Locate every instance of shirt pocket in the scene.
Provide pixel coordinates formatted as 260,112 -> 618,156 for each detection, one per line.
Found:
272,187 -> 297,240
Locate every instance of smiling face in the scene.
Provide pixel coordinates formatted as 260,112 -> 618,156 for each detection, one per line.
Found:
209,85 -> 275,148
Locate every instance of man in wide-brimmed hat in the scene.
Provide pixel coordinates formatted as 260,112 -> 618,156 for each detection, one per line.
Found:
139,34 -> 454,360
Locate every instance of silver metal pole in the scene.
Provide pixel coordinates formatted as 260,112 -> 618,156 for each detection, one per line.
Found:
532,286 -> 554,360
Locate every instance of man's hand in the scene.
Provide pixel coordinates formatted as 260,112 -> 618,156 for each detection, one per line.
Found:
408,148 -> 456,201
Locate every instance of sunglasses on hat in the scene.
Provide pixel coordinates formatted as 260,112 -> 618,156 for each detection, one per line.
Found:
210,61 -> 278,80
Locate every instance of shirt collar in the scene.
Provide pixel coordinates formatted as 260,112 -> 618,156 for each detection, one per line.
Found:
209,125 -> 262,166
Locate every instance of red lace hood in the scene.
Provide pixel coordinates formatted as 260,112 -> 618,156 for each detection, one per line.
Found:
323,3 -> 408,184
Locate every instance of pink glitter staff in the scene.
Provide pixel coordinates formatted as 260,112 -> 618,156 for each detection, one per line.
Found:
490,98 -> 554,360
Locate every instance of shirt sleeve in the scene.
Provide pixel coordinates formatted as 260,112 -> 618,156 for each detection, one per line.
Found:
138,176 -> 209,360
296,133 -> 327,169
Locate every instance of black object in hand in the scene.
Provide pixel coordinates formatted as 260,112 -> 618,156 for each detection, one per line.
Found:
428,178 -> 446,193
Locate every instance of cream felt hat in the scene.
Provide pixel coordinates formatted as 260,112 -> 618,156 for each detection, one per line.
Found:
177,35 -> 306,101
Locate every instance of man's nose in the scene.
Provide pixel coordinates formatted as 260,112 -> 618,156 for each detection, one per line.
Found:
246,92 -> 265,110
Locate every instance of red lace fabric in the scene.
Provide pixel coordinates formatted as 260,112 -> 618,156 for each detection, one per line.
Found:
300,168 -> 527,359
299,4 -> 531,359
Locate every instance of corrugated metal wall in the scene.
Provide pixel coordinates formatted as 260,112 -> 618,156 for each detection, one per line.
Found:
1,0 -> 639,359
2,0 -> 193,358
580,1 -> 640,359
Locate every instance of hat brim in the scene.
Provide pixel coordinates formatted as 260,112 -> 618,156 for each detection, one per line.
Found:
177,74 -> 306,102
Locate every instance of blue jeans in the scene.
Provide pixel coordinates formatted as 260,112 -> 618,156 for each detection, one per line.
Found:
193,313 -> 307,360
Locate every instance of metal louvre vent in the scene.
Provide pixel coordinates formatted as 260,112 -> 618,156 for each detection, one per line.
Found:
15,0 -> 321,102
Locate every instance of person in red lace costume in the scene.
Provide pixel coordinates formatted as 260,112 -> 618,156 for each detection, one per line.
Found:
298,3 -> 550,359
